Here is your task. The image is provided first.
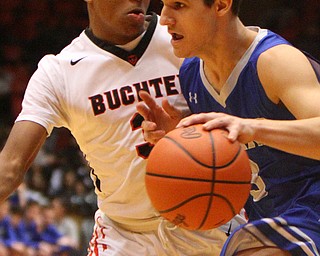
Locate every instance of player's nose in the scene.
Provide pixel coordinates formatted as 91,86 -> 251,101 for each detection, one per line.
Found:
160,7 -> 175,26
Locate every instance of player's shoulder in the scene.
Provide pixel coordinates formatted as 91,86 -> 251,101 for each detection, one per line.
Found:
36,31 -> 85,65
248,28 -> 290,63
257,43 -> 318,80
38,30 -> 101,73
250,29 -> 313,78
61,30 -> 91,53
259,44 -> 304,62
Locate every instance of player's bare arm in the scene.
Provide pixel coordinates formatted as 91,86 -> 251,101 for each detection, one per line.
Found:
0,121 -> 47,202
178,112 -> 320,160
136,90 -> 185,144
257,44 -> 320,119
252,44 -> 320,157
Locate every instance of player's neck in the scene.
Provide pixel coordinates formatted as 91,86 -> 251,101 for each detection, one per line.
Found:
116,31 -> 146,51
202,25 -> 257,93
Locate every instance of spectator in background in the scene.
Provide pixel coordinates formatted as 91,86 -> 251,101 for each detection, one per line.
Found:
0,200 -> 26,256
51,196 -> 80,253
0,67 -> 13,125
21,200 -> 74,256
0,200 -> 11,256
38,205 -> 74,256
24,165 -> 50,206
22,200 -> 43,253
9,205 -> 36,256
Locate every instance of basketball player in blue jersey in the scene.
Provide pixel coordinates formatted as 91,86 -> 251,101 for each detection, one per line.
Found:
0,0 -> 247,255
136,0 -> 320,255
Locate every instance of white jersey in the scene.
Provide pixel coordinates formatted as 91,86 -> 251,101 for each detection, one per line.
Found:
17,14 -> 186,222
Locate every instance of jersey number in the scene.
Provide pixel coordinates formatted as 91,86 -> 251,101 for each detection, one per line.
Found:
130,113 -> 154,159
249,160 -> 268,201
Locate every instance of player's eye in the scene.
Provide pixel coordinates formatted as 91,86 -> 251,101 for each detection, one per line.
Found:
173,2 -> 185,9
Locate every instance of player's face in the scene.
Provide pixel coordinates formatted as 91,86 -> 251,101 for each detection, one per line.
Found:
160,0 -> 217,58
88,0 -> 151,45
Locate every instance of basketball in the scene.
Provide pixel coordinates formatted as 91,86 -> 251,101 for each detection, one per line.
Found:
145,124 -> 252,230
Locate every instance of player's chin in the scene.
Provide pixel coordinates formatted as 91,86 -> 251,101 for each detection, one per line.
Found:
124,21 -> 146,35
171,40 -> 191,58
172,47 -> 190,59
124,28 -> 146,42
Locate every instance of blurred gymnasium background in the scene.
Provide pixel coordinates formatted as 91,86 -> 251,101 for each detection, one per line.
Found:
0,0 -> 318,255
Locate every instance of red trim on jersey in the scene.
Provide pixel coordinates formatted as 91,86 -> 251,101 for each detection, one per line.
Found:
88,216 -> 109,255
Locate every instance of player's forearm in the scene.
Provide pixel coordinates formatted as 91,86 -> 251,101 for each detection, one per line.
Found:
251,117 -> 320,160
0,155 -> 26,202
0,121 -> 47,203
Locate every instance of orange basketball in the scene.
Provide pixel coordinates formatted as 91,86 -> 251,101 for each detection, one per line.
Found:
145,124 -> 251,230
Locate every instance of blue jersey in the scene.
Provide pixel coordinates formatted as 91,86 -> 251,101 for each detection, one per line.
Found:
0,216 -> 18,247
179,28 -> 320,255
24,221 -> 42,249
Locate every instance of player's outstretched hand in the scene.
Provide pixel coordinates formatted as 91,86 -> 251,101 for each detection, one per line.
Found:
136,91 -> 184,144
177,112 -> 255,144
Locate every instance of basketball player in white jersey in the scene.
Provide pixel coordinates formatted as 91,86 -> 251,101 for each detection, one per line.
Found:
0,0 -> 245,255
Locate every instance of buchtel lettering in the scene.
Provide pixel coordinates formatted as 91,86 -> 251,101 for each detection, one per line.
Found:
89,75 -> 179,116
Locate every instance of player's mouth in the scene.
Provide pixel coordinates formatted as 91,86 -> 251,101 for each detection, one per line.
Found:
172,33 -> 184,41
127,8 -> 146,23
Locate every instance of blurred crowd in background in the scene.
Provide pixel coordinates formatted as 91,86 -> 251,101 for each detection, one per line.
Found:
0,1 -> 94,255
0,0 -> 319,255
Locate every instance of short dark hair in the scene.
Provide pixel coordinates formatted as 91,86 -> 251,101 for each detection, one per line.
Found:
204,0 -> 243,15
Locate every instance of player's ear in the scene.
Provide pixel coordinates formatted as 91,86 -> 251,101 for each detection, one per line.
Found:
214,0 -> 232,16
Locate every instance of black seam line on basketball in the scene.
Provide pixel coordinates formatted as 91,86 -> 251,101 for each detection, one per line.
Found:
199,131 -> 216,229
163,136 -> 243,169
145,172 -> 251,184
159,192 -> 237,217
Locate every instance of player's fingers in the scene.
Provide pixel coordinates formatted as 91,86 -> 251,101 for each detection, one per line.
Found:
144,129 -> 166,144
141,120 -> 157,132
203,118 -> 241,142
141,120 -> 166,143
227,130 -> 239,142
162,98 -> 181,119
176,113 -> 210,128
138,91 -> 160,111
202,118 -> 229,130
136,102 -> 152,121
176,115 -> 196,128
